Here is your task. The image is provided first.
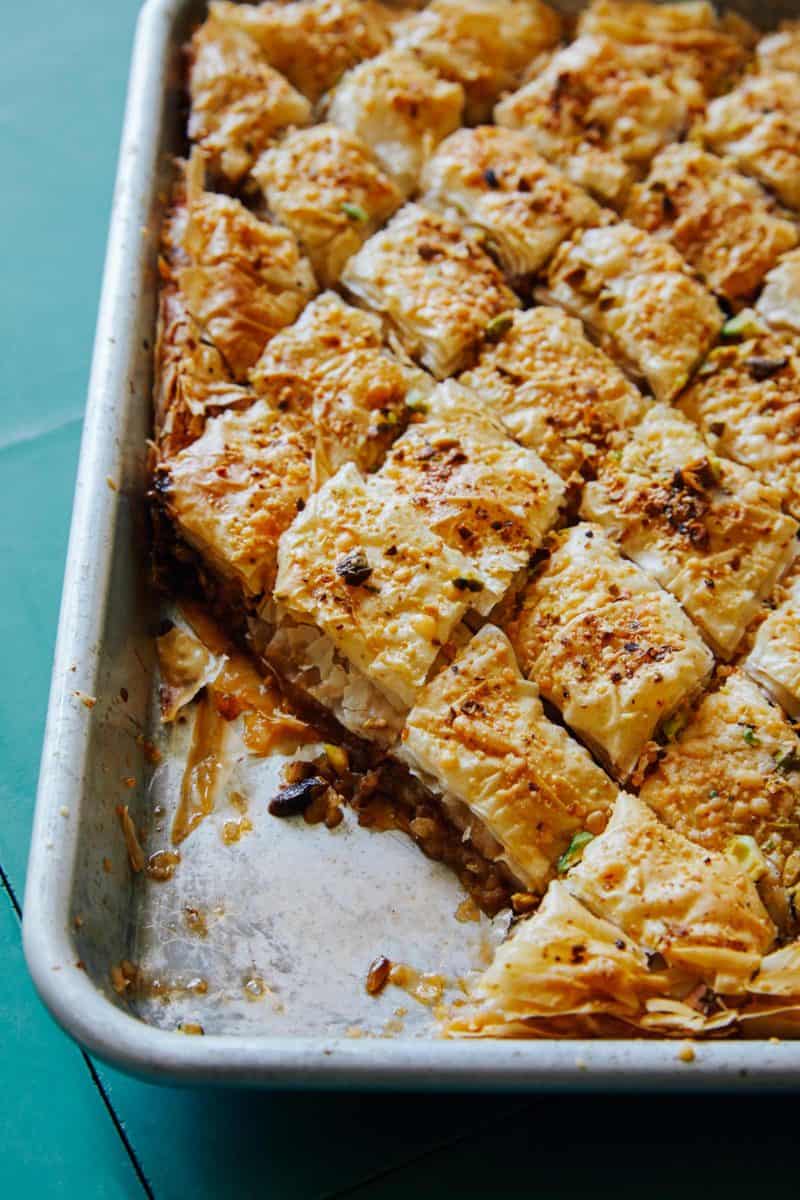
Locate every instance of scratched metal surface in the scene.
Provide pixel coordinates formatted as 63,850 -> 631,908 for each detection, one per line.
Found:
21,0 -> 800,1088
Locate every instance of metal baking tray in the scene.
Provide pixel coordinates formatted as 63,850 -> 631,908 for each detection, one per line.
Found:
23,0 -> 800,1088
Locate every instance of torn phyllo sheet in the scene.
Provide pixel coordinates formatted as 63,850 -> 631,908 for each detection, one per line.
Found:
154,398 -> 312,603
153,283 -> 253,459
494,36 -> 704,209
581,403 -> 798,658
340,203 -> 519,379
376,380 -> 564,615
274,462 -> 482,712
503,523 -> 713,782
249,291 -> 430,480
398,624 -> 618,894
678,318 -> 800,521
576,0 -> 755,96
447,793 -> 783,1038
757,20 -> 800,75
187,12 -> 311,187
176,153 -> 317,381
756,248 -> 800,335
207,0 -> 390,104
251,124 -> 402,289
458,307 -> 645,486
419,126 -> 605,281
392,0 -> 561,125
326,49 -> 464,199
640,669 -> 800,931
699,71 -> 800,213
624,143 -> 798,304
745,572 -> 800,720
541,222 -> 722,402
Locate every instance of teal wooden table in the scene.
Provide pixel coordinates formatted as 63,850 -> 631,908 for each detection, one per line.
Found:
2,3 -> 798,1195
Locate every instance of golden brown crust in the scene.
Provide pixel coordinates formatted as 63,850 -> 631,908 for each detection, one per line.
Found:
209,0 -> 390,103
459,307 -> 645,483
746,573 -> 800,721
678,326 -> 800,520
393,0 -> 561,124
252,124 -> 403,288
187,14 -> 312,185
326,49 -> 465,197
505,523 -> 713,779
581,403 -> 799,658
420,125 -> 604,279
624,143 -> 798,302
543,222 -> 722,402
341,203 -> 519,378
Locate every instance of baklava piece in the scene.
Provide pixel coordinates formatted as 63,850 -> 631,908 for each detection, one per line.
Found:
187,13 -> 311,186
577,0 -> 754,96
249,291 -> 428,478
155,399 -> 312,602
756,249 -> 800,335
392,0 -> 561,124
505,523 -> 713,781
377,380 -> 565,613
495,36 -> 704,208
700,71 -> 800,212
678,323 -> 800,520
624,143 -> 797,304
757,21 -> 800,76
154,284 -> 253,459
746,573 -> 800,720
177,155 -> 317,380
209,0 -> 390,103
340,203 -> 519,378
399,624 -> 619,893
640,669 -> 800,927
326,49 -> 464,198
274,463 -> 479,711
420,126 -> 604,281
581,403 -> 799,657
251,125 -> 402,288
543,222 -> 722,401
448,793 -> 776,1037
459,307 -> 645,485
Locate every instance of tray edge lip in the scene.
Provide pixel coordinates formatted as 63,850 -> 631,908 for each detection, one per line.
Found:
20,0 -> 800,1088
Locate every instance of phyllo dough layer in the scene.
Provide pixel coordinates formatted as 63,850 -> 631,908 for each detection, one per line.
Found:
757,249 -> 800,335
188,13 -> 311,185
420,126 -> 604,280
274,463 -> 478,709
209,0 -> 390,103
327,49 -> 464,198
495,36 -> 704,207
249,291 -> 427,478
543,222 -> 722,401
377,380 -> 564,613
505,523 -> 713,779
746,573 -> 800,720
678,323 -> 800,520
393,0 -> 561,124
341,203 -> 519,378
252,125 -> 402,288
400,625 -> 618,892
640,669 -> 800,926
581,403 -> 798,657
624,143 -> 797,302
459,307 -> 645,484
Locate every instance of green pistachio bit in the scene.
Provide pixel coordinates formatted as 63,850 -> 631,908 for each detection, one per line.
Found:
663,711 -> 688,742
484,312 -> 514,341
341,202 -> 369,222
775,747 -> 800,773
557,831 -> 595,874
742,725 -> 760,747
721,309 -> 764,339
725,835 -> 767,881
